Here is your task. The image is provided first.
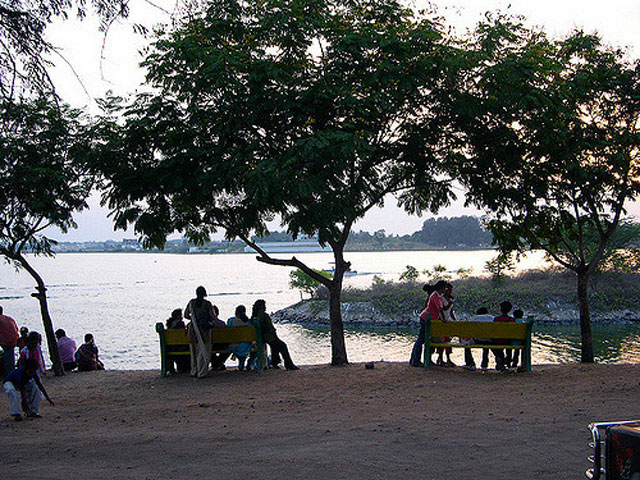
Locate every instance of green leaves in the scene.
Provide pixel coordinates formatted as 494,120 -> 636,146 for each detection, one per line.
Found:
0,97 -> 94,259
97,0 -> 462,250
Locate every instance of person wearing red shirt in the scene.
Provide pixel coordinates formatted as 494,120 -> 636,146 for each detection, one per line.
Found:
0,306 -> 19,375
410,281 -> 447,367
493,300 -> 515,371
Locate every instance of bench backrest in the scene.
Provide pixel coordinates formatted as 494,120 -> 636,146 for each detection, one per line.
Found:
430,321 -> 529,339
162,325 -> 257,345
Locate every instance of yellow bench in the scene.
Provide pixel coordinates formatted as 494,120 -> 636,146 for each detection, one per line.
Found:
155,323 -> 264,376
425,317 -> 534,371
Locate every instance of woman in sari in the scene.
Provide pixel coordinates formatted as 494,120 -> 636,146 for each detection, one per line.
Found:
184,286 -> 216,378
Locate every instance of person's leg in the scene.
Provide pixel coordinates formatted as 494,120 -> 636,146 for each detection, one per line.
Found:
238,356 -> 246,370
511,349 -> 520,368
189,343 -> 198,376
504,348 -> 512,367
2,346 -> 15,374
63,361 -> 77,371
409,318 -> 425,366
464,348 -> 476,369
436,346 -> 444,365
444,343 -> 455,367
492,348 -> 505,370
24,380 -> 42,416
216,352 -> 231,369
270,338 -> 297,370
481,346 -> 490,370
177,356 -> 191,373
4,381 -> 21,416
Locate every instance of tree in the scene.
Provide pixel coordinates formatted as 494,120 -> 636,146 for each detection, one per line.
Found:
0,0 -> 128,100
455,15 -> 640,362
399,265 -> 419,282
412,215 -> 492,247
95,0 -> 463,365
0,97 -> 93,375
289,268 -> 332,298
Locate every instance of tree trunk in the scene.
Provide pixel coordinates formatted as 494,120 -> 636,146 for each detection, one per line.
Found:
328,283 -> 348,365
328,245 -> 349,366
577,269 -> 595,363
17,255 -> 64,376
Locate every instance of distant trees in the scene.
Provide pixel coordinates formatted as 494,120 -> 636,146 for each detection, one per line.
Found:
0,97 -> 93,375
454,16 -> 640,362
95,0 -> 464,365
412,216 -> 492,247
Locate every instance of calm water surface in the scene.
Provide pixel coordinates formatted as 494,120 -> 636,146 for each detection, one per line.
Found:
0,252 -> 638,369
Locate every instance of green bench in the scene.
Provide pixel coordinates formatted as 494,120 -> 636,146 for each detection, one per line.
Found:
424,317 -> 534,371
155,323 -> 264,376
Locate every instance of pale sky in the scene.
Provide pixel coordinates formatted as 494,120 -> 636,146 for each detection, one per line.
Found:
43,0 -> 640,241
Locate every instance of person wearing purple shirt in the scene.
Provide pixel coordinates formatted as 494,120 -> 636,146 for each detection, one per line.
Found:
55,329 -> 77,371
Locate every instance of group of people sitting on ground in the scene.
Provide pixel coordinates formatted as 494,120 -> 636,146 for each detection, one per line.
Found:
166,286 -> 299,378
55,330 -> 105,372
410,280 -> 528,372
0,304 -> 104,421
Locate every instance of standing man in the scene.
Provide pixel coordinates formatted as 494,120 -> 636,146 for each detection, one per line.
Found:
0,306 -> 19,375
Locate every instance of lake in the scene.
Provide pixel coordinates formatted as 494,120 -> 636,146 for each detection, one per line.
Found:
1,251 -> 638,369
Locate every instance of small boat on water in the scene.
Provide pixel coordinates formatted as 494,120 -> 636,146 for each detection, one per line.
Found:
323,263 -> 358,277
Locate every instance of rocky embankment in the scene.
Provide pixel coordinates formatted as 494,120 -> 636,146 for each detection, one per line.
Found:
272,300 -> 640,327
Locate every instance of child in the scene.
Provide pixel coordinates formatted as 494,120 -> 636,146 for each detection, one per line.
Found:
19,331 -> 46,377
227,305 -> 252,371
464,306 -> 494,371
493,301 -> 515,371
3,358 -> 54,421
511,309 -> 526,370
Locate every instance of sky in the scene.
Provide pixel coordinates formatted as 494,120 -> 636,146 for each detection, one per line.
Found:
42,0 -> 640,241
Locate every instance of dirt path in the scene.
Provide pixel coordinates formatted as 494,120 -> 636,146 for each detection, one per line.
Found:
1,363 -> 638,479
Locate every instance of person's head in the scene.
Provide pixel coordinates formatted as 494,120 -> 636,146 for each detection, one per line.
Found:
499,301 -> 512,315
26,331 -> 40,349
252,299 -> 266,318
212,305 -> 219,317
55,329 -> 66,340
476,307 -> 489,315
513,309 -> 524,319
20,326 -> 29,337
195,286 -> 207,299
423,280 -> 448,296
23,358 -> 38,377
0,305 -> 3,315
445,282 -> 454,295
235,305 -> 247,318
84,333 -> 94,344
170,309 -> 182,321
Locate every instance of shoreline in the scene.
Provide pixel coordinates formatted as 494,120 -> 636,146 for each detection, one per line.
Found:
2,363 -> 638,479
272,299 -> 640,327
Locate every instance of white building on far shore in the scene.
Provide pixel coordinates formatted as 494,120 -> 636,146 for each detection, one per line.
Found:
244,241 -> 332,254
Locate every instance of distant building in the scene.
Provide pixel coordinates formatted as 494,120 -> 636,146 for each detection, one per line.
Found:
244,241 -> 331,254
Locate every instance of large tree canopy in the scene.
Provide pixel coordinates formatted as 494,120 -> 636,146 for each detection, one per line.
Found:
1,96 -> 93,375
454,15 -> 640,362
96,0 -> 464,365
0,0 -> 128,100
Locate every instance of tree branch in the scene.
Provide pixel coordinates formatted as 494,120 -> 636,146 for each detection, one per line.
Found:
230,228 -> 334,287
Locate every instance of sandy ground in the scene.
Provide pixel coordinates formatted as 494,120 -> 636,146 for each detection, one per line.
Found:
1,362 -> 639,480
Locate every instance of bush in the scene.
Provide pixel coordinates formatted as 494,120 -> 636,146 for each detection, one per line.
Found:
342,269 -> 640,317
